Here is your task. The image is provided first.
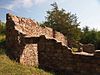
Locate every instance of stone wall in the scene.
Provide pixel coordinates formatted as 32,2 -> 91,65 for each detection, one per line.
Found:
6,13 -> 100,74
6,13 -> 67,66
38,36 -> 72,70
38,36 -> 100,75
8,13 -> 67,46
6,14 -> 21,61
83,44 -> 95,53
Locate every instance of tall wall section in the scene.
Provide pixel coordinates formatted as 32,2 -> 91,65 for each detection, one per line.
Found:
6,13 -> 39,66
6,13 -> 21,61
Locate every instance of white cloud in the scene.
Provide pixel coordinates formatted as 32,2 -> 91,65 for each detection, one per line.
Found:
6,4 -> 14,10
1,0 -> 33,10
1,0 -> 48,10
0,3 -> 14,10
0,0 -> 67,11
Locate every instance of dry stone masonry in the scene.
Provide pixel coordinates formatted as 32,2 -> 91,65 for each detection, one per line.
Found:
6,13 -> 100,75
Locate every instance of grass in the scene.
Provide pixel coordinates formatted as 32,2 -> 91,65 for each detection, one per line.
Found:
0,34 -> 53,75
0,34 -> 5,42
0,49 -> 53,75
0,34 -> 5,48
72,47 -> 78,52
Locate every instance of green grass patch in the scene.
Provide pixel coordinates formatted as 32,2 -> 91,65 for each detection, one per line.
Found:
72,47 -> 78,52
0,34 -> 5,42
0,49 -> 53,75
0,34 -> 6,49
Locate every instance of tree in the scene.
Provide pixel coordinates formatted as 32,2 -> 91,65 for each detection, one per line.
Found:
0,20 -> 2,33
80,27 -> 97,44
41,2 -> 81,41
95,31 -> 100,49
80,26 -> 89,43
82,26 -> 89,33
80,26 -> 100,49
0,21 -> 6,34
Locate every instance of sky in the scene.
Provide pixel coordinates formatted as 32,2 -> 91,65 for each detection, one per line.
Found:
0,0 -> 100,30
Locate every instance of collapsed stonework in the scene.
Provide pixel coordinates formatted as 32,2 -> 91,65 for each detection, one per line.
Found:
6,13 -> 100,75
6,13 -> 68,67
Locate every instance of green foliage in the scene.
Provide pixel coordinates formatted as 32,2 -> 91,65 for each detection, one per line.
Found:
81,27 -> 96,44
0,21 -> 6,48
0,35 -> 5,42
41,2 -> 81,41
0,22 -> 6,35
82,26 -> 89,32
0,34 -> 5,48
80,26 -> 100,49
95,31 -> 100,49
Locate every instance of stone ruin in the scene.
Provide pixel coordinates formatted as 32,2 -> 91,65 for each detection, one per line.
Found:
6,13 -> 100,75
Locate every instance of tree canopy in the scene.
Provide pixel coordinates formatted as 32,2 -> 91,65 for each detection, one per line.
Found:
80,26 -> 100,49
41,2 -> 81,41
0,21 -> 6,34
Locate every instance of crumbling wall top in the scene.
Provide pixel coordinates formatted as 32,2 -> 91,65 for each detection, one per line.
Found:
6,13 -> 67,46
